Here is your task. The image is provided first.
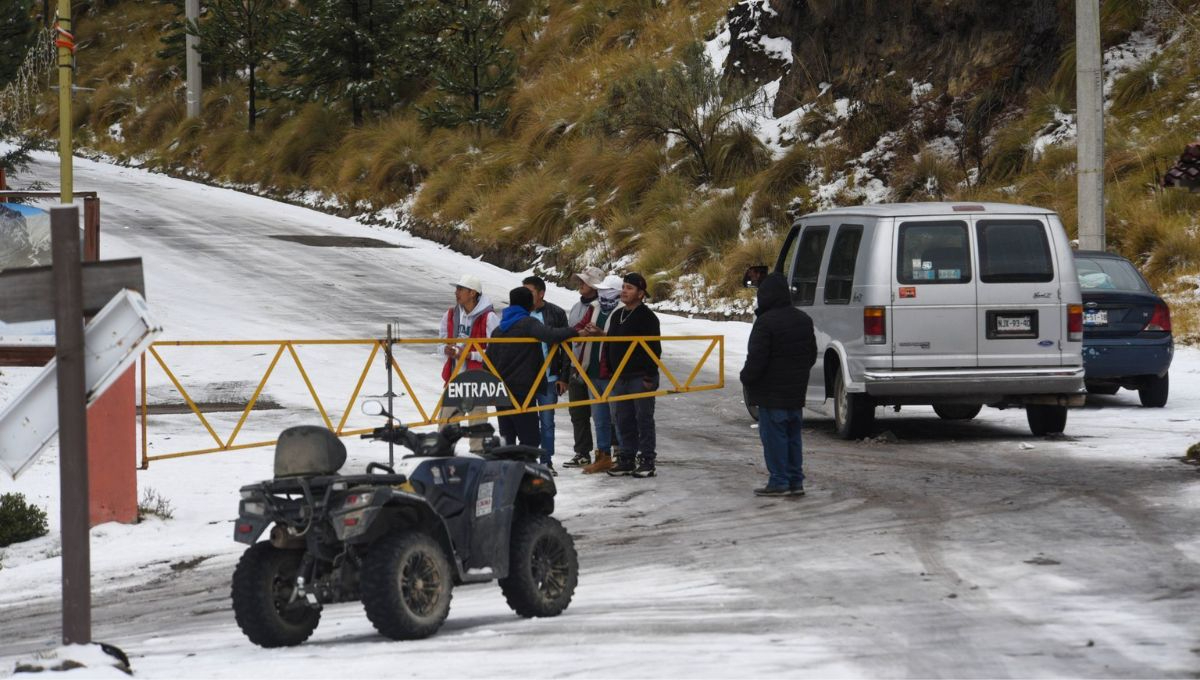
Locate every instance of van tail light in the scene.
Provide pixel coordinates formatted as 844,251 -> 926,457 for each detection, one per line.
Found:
1144,303 -> 1171,332
1067,304 -> 1083,341
864,307 -> 886,345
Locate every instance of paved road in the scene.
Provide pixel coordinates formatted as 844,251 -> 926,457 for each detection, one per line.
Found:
3,156 -> 1198,677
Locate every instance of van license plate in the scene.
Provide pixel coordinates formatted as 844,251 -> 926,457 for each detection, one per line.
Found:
1083,310 -> 1108,326
988,311 -> 1038,339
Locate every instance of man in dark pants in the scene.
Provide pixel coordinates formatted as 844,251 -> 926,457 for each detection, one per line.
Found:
490,287 -> 583,451
523,275 -> 570,472
739,272 -> 817,497
598,273 -> 661,478
561,266 -> 607,468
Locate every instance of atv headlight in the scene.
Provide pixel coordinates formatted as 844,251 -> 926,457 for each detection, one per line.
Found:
242,501 -> 266,516
341,492 -> 374,510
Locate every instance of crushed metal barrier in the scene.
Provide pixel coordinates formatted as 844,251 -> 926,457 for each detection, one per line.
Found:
139,335 -> 723,467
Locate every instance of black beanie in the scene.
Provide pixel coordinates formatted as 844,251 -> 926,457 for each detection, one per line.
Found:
509,286 -> 534,310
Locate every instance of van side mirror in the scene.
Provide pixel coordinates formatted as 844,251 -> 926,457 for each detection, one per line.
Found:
743,265 -> 769,289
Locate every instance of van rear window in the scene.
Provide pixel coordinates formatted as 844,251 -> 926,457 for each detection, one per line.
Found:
897,221 -> 970,284
791,226 -> 829,306
977,220 -> 1054,283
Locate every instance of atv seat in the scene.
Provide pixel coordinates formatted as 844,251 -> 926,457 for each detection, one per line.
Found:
274,426 -> 347,477
482,445 -> 541,464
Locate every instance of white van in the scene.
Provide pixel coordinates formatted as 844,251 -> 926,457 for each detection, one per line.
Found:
745,202 -> 1086,438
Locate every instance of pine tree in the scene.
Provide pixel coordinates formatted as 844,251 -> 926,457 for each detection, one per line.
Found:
188,0 -> 283,131
418,0 -> 515,131
276,0 -> 417,126
0,0 -> 35,88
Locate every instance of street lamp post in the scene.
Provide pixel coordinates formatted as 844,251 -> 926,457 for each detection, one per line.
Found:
1076,0 -> 1105,251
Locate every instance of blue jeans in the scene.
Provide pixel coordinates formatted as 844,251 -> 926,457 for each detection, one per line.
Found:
535,382 -> 558,464
590,377 -> 618,454
758,407 -> 804,490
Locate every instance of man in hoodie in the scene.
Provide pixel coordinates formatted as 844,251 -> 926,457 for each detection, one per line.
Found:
597,273 -> 661,478
438,274 -> 499,451
523,275 -> 570,470
490,286 -> 585,453
580,274 -> 624,474
561,266 -> 606,469
739,272 -> 817,497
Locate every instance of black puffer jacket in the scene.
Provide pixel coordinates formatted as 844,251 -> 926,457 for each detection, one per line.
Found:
491,316 -> 578,404
739,272 -> 817,410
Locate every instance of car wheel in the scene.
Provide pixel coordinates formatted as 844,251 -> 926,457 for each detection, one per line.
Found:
1138,372 -> 1169,408
932,403 -> 982,421
833,370 -> 873,440
742,385 -> 759,422
1026,404 -> 1068,436
361,531 -> 453,640
1085,382 -> 1120,396
500,514 -> 579,618
231,542 -> 321,648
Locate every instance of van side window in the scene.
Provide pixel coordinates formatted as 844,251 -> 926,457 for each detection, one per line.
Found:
977,220 -> 1054,283
791,226 -> 829,305
824,225 -> 863,304
776,225 -> 801,278
897,221 -> 971,284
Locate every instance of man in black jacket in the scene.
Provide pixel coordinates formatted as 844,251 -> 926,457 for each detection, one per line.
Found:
596,273 -> 662,478
739,272 -> 817,497
523,275 -> 571,471
491,286 -> 582,452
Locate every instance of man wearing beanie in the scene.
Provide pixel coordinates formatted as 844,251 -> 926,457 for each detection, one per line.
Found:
490,286 -> 586,458
593,272 -> 661,478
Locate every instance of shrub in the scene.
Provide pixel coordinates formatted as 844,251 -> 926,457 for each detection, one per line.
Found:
0,493 -> 49,547
137,487 -> 175,522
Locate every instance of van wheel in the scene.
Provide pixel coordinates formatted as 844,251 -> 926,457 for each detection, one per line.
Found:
1138,373 -> 1168,408
1026,405 -> 1067,436
833,370 -> 873,439
932,404 -> 982,421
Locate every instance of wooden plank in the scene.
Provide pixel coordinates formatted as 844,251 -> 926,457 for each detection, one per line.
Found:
0,345 -> 55,366
0,258 -> 144,323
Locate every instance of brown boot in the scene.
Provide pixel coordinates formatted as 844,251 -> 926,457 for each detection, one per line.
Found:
582,450 -> 614,474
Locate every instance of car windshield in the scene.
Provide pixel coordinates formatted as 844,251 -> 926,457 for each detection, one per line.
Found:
1075,256 -> 1150,293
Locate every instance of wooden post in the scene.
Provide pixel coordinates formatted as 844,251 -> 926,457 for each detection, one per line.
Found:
51,204 -> 90,645
83,196 -> 99,262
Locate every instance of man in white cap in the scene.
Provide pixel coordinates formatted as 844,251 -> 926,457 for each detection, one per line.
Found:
438,274 -> 499,450
560,266 -> 606,468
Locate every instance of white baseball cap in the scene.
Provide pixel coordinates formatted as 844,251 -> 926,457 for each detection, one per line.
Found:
451,274 -> 483,294
572,266 -> 605,288
600,274 -> 624,290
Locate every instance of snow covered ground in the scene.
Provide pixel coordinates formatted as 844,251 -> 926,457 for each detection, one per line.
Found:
1,152 -> 1198,678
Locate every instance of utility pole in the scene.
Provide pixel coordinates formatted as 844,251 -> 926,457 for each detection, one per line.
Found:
186,0 -> 201,118
55,0 -> 73,204
1076,0 -> 1105,250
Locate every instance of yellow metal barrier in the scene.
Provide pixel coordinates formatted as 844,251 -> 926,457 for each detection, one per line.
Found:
139,335 -> 723,467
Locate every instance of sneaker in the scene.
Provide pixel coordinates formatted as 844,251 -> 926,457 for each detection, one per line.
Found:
789,486 -> 805,496
631,460 -> 656,478
606,459 -> 636,476
562,452 -> 591,468
582,452 -> 614,474
754,486 -> 789,497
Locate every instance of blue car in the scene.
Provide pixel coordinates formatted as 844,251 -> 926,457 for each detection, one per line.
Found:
1074,251 -> 1173,407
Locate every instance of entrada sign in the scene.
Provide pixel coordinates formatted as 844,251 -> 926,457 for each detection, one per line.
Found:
442,370 -> 512,411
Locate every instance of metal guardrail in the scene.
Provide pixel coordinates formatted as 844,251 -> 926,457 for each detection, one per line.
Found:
139,335 -> 724,467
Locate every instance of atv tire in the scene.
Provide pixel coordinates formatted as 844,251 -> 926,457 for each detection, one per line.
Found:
231,542 -> 320,648
500,515 -> 578,618
361,531 -> 453,640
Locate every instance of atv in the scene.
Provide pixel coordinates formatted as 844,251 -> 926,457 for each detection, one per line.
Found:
230,402 -> 579,647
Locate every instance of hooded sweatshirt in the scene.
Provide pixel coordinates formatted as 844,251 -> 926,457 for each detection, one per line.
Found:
490,310 -> 579,405
440,294 -> 500,382
739,272 -> 817,410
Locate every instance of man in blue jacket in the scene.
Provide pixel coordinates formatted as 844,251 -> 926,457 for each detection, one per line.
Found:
739,272 -> 817,497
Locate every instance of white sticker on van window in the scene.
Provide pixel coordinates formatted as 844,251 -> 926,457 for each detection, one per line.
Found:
938,269 -> 961,280
912,258 -> 923,270
922,261 -> 933,271
914,270 -> 936,280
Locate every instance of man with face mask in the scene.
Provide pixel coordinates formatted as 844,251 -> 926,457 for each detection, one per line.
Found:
562,266 -> 607,469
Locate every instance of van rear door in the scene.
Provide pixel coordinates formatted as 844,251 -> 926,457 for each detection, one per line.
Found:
891,220 -> 978,369
974,216 -> 1063,367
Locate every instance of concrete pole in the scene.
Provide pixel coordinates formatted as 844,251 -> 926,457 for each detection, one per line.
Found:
186,0 -> 201,118
51,205 -> 90,645
56,0 -> 72,204
1076,0 -> 1105,250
